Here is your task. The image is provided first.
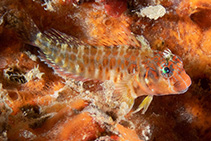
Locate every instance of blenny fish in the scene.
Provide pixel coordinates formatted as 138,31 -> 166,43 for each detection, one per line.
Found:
5,10 -> 191,114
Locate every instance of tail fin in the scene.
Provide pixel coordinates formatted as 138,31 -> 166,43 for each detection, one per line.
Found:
3,8 -> 39,43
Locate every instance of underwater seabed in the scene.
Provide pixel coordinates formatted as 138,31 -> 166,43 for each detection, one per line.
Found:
0,0 -> 210,140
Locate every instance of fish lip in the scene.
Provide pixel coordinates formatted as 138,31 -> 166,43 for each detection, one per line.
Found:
177,87 -> 189,94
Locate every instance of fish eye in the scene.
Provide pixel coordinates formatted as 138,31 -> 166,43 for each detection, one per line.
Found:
163,67 -> 171,74
161,66 -> 173,78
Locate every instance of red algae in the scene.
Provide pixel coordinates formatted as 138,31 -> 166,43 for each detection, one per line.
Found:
0,0 -> 211,141
101,0 -> 128,17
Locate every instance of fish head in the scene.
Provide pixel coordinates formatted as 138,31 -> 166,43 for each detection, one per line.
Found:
139,49 -> 191,95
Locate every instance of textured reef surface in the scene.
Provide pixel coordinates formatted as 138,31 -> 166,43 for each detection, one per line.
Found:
0,0 -> 210,140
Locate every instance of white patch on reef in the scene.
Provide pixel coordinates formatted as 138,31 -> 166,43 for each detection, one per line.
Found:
117,102 -> 129,117
64,79 -> 85,94
24,51 -> 37,61
25,65 -> 44,81
137,5 -> 166,20
0,83 -> 13,141
142,125 -> 151,141
19,130 -> 36,139
41,0 -> 57,12
83,105 -> 114,128
101,80 -> 115,103
51,87 -> 63,99
3,68 -> 11,80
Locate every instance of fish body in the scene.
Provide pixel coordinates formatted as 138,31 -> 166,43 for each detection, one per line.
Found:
34,30 -> 191,98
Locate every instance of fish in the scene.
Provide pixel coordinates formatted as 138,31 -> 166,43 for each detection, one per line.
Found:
5,9 -> 191,114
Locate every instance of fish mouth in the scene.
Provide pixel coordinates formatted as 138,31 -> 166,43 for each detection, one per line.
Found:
173,72 -> 192,94
177,87 -> 189,94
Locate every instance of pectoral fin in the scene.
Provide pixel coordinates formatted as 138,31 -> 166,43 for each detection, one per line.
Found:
115,74 -> 137,100
132,95 -> 153,114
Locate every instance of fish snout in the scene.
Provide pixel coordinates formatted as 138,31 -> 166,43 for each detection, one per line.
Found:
173,71 -> 192,94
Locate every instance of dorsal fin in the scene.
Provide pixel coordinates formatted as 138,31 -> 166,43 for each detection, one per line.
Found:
43,29 -> 86,46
